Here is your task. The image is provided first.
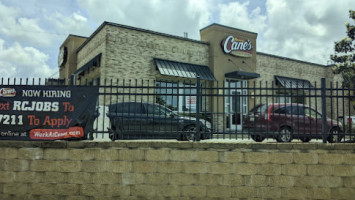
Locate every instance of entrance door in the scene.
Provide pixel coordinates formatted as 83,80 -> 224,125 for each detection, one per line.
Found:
229,90 -> 242,131
225,80 -> 247,131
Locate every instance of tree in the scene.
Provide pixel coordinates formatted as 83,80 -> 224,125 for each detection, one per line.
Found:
331,10 -> 355,88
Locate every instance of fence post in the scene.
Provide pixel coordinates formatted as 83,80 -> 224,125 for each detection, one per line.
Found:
195,76 -> 201,141
321,78 -> 327,143
70,75 -> 75,86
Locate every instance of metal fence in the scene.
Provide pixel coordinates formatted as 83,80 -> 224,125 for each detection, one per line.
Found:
2,77 -> 355,143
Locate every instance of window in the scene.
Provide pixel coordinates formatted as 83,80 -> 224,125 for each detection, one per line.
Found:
277,96 -> 291,103
250,104 -> 268,114
304,107 -> 321,118
146,104 -> 170,116
110,102 -> 143,114
286,106 -> 304,115
156,81 -> 178,111
183,84 -> 197,112
273,107 -> 287,114
276,92 -> 305,104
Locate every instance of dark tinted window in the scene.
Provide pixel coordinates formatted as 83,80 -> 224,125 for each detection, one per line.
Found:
146,104 -> 170,116
109,102 -> 143,114
273,107 -> 287,114
304,107 -> 321,118
286,106 -> 305,115
250,104 -> 268,113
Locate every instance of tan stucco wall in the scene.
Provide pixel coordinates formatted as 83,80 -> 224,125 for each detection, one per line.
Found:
59,35 -> 87,84
1,141 -> 355,199
200,24 -> 257,83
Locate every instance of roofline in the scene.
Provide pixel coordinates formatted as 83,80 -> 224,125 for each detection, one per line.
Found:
76,21 -> 209,53
200,23 -> 258,36
59,34 -> 88,49
76,22 -> 107,53
257,52 -> 333,68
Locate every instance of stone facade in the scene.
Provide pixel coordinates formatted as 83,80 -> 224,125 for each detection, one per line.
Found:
256,52 -> 337,86
1,140 -> 355,199
75,22 -> 209,85
254,52 -> 351,116
59,22 -> 351,131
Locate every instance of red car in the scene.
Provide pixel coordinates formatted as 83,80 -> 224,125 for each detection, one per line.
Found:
243,103 -> 343,143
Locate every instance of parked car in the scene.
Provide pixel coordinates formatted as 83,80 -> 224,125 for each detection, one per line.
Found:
107,102 -> 211,141
243,103 -> 343,143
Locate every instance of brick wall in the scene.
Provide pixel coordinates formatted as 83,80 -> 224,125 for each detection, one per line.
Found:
1,141 -> 355,200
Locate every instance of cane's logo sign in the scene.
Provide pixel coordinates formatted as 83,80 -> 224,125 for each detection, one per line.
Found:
221,35 -> 253,57
0,88 -> 16,97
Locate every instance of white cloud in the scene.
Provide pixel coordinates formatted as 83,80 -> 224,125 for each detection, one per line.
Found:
0,1 -> 53,47
45,11 -> 92,37
0,0 -> 353,80
219,1 -> 267,34
0,39 -> 56,78
259,0 -> 354,64
77,0 -> 213,39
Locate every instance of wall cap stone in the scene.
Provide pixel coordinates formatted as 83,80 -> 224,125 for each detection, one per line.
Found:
1,140 -> 355,151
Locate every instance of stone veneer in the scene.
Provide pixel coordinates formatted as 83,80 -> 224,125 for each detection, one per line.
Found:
1,140 -> 355,200
77,23 -> 210,84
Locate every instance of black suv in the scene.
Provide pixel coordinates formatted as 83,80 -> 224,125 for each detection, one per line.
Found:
107,102 -> 211,141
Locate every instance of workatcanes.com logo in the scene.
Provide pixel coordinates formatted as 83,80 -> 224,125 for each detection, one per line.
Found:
0,88 -> 16,97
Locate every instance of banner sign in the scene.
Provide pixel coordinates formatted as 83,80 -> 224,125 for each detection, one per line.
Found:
221,35 -> 253,57
0,86 -> 99,140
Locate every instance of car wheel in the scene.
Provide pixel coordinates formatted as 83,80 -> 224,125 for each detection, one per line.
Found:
327,127 -> 342,143
109,132 -> 118,141
87,131 -> 94,140
251,135 -> 265,142
109,127 -> 122,141
300,137 -> 311,143
278,127 -> 293,142
183,125 -> 196,141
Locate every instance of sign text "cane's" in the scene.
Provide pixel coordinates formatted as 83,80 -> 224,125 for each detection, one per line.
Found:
221,35 -> 253,57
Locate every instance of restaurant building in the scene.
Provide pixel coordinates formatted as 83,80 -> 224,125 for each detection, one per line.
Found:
58,22 -> 343,131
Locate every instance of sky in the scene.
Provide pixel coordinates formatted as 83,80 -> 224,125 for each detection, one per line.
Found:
0,0 -> 353,79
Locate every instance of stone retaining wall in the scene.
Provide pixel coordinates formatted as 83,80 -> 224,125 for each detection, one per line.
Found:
1,141 -> 355,200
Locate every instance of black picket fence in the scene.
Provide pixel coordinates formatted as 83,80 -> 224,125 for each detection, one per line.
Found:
2,77 -> 355,143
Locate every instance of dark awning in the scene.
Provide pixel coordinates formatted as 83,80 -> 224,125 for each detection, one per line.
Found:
225,71 -> 260,80
154,58 -> 216,81
275,76 -> 314,88
74,53 -> 102,76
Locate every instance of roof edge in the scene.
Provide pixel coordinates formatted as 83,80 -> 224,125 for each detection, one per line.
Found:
60,34 -> 88,48
76,22 -> 108,53
76,21 -> 209,53
200,23 -> 258,36
257,52 -> 332,68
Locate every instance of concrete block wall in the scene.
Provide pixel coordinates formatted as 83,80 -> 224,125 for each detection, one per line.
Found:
1,141 -> 355,200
